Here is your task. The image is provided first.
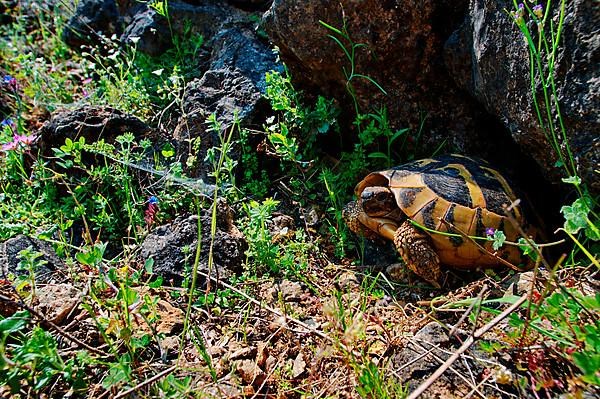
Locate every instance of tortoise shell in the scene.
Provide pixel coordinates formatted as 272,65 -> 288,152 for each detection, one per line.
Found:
354,154 -> 532,268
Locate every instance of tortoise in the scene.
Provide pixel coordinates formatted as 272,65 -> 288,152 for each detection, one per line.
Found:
343,154 -> 534,287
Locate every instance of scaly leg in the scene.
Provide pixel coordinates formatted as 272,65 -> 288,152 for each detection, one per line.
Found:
388,220 -> 443,288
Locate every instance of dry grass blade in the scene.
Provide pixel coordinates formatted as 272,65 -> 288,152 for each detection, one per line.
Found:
448,284 -> 488,338
113,365 -> 177,399
406,293 -> 528,399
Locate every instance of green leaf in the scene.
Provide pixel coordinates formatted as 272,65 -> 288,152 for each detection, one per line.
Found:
319,20 -> 343,35
367,152 -> 388,159
75,242 -> 107,266
161,142 -> 175,158
572,352 -> 600,385
144,257 -> 154,274
148,276 -> 163,288
561,197 -> 590,234
0,310 -> 30,334
517,237 -> 539,260
561,175 -> 581,186
390,128 -> 409,143
492,230 -> 507,250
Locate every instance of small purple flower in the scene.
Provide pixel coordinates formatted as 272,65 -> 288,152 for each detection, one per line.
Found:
2,75 -> 18,91
1,118 -> 15,133
533,4 -> 543,18
486,227 -> 496,237
1,133 -> 37,152
512,4 -> 525,24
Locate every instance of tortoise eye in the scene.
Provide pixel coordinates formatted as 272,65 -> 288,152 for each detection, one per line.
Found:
377,192 -> 392,202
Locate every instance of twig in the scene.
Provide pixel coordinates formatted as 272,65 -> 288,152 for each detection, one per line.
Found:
0,293 -> 107,356
113,365 -> 177,399
406,293 -> 528,399
502,202 -> 551,270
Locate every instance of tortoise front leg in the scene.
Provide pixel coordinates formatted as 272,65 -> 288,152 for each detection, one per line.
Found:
388,220 -> 443,288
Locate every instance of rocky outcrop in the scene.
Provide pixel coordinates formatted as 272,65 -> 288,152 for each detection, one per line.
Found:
171,20 -> 281,177
62,0 -> 123,48
120,1 -> 245,56
62,1 -> 283,178
263,0 -> 487,152
445,0 -> 599,194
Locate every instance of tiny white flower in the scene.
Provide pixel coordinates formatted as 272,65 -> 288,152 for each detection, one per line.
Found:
130,36 -> 140,44
152,69 -> 164,76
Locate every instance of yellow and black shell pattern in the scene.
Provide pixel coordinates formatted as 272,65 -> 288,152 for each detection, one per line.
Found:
355,154 -> 532,268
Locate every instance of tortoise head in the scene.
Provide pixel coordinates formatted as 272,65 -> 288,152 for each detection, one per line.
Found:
360,186 -> 403,220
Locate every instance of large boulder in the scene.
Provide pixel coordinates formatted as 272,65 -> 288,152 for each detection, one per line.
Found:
444,0 -> 599,194
262,0 -> 494,153
173,24 -> 282,177
37,106 -> 152,153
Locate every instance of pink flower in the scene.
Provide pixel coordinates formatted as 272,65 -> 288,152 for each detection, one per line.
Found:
14,134 -> 37,146
2,141 -> 19,151
145,196 -> 159,226
1,133 -> 38,152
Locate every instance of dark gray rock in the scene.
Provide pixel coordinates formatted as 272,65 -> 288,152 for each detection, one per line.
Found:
227,0 -> 272,12
0,235 -> 64,284
180,26 -> 281,124
393,322 -> 499,397
183,69 -> 262,125
174,24 -> 282,177
62,0 -> 122,48
209,26 -> 280,94
445,0 -> 599,194
120,0 -> 245,56
138,200 -> 246,285
120,7 -> 171,56
37,106 -> 151,153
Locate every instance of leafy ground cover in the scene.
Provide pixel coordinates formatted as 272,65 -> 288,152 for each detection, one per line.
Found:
0,1 -> 598,398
